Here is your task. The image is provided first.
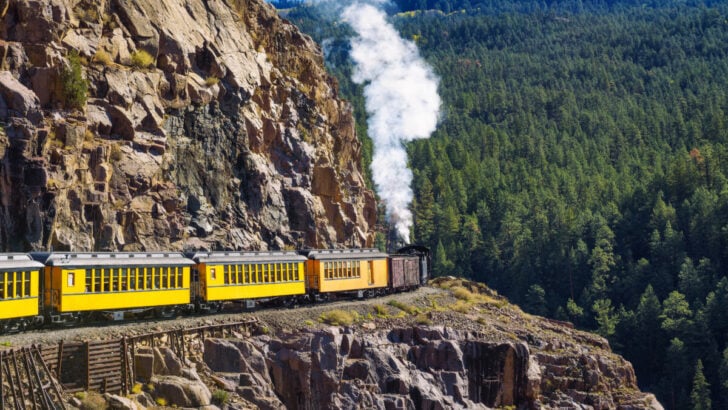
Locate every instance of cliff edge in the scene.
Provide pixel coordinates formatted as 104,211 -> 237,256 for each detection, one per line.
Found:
0,0 -> 376,251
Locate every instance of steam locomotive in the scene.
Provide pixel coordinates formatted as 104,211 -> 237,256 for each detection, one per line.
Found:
0,247 -> 429,332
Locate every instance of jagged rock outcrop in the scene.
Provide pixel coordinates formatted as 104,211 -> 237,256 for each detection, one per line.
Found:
197,324 -> 660,410
0,0 -> 376,251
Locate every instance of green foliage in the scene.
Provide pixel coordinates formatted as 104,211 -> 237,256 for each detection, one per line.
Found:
592,298 -> 618,337
283,1 -> 728,407
319,309 -> 356,326
691,360 -> 711,410
373,304 -> 389,317
130,49 -> 154,69
388,299 -> 419,315
205,76 -> 220,87
61,50 -> 88,110
212,389 -> 230,406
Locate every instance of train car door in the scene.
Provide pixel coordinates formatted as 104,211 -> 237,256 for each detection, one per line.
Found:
368,260 -> 374,285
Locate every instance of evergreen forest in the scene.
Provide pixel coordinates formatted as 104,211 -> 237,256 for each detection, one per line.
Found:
278,1 -> 728,408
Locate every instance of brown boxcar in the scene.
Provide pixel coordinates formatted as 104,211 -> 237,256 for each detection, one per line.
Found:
389,254 -> 420,290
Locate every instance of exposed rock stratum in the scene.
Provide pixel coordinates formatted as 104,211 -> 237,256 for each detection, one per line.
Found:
0,0 -> 376,251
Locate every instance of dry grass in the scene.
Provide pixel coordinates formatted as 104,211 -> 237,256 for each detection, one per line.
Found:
79,391 -> 108,410
388,300 -> 419,315
319,309 -> 356,326
131,50 -> 154,69
450,300 -> 472,314
93,49 -> 112,66
451,286 -> 475,301
372,304 -> 388,318
416,313 -> 432,325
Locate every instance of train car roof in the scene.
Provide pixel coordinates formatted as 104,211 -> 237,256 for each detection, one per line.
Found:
302,248 -> 389,260
0,253 -> 45,270
187,251 -> 307,264
34,252 -> 194,267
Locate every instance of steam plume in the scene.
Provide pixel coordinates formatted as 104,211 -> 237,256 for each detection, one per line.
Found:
342,3 -> 441,243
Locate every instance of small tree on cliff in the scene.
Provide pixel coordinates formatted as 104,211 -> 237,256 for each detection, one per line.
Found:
60,50 -> 88,110
691,359 -> 711,410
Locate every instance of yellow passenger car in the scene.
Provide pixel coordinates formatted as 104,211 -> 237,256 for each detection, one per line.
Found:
189,251 -> 307,307
0,254 -> 44,329
38,252 -> 193,323
303,249 -> 389,296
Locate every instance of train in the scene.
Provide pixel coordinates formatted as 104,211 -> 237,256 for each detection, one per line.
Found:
0,246 -> 430,332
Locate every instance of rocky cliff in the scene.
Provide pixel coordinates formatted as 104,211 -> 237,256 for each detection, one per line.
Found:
15,281 -> 662,409
0,0 -> 376,251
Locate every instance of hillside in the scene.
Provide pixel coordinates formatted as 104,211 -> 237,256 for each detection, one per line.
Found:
1,281 -> 662,409
0,0 -> 376,252
280,1 -> 728,408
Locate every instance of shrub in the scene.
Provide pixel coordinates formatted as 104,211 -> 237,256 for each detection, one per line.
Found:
131,383 -> 143,394
205,76 -> 220,87
373,304 -> 388,318
451,286 -> 474,301
415,313 -> 432,325
93,49 -> 112,66
79,392 -> 108,410
319,309 -> 355,326
212,389 -> 229,405
450,300 -> 471,314
61,50 -> 88,110
388,300 -> 419,315
155,397 -> 167,406
130,49 -> 154,69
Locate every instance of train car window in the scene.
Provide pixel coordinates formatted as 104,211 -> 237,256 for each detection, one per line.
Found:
163,267 -> 170,289
121,268 -> 128,291
144,267 -> 150,290
109,268 -> 115,291
0,272 -> 5,299
94,269 -> 101,292
154,267 -> 161,289
137,267 -> 144,290
7,272 -> 15,298
129,267 -> 135,291
67,272 -> 75,288
24,271 -> 31,297
284,263 -> 289,282
86,269 -> 92,292
102,269 -> 110,292
177,267 -> 183,288
224,265 -> 230,284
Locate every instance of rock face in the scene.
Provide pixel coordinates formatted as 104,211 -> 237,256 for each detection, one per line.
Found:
198,325 -> 660,410
0,0 -> 376,251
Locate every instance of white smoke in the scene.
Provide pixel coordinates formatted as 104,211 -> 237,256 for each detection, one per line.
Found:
342,3 -> 441,243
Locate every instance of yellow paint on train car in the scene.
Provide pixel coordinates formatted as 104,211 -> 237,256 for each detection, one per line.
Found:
199,262 -> 306,301
0,269 -> 40,319
306,258 -> 388,293
47,266 -> 191,313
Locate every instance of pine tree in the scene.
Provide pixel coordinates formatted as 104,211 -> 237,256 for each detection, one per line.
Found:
691,360 -> 711,410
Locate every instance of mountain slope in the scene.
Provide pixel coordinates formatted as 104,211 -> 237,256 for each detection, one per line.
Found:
0,0 -> 375,251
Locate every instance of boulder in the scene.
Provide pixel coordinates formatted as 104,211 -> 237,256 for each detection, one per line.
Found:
0,71 -> 42,124
153,375 -> 211,407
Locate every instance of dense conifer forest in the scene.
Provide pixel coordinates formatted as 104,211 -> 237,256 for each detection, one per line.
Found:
278,1 -> 728,408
